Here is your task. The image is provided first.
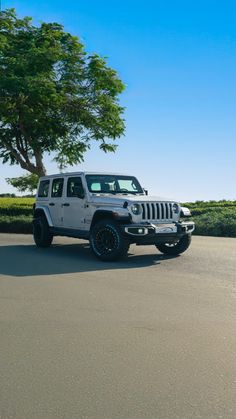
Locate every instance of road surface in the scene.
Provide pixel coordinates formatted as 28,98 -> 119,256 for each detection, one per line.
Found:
0,233 -> 236,418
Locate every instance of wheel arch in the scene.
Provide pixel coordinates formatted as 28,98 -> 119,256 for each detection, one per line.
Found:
33,206 -> 53,227
91,210 -> 116,229
90,210 -> 131,230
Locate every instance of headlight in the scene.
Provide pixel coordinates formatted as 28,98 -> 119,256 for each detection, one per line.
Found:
131,204 -> 142,215
172,203 -> 179,214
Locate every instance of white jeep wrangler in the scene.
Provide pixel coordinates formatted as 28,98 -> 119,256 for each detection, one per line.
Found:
33,172 -> 195,261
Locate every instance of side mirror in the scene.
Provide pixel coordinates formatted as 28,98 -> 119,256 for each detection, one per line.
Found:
180,207 -> 191,217
143,188 -> 148,195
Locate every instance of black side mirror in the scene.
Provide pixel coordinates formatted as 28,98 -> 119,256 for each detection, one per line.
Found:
143,189 -> 148,195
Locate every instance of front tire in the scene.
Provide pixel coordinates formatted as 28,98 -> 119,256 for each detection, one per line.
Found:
156,234 -> 192,256
90,219 -> 130,261
33,216 -> 53,248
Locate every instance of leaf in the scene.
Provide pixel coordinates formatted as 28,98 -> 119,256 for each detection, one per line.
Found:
0,9 -> 125,175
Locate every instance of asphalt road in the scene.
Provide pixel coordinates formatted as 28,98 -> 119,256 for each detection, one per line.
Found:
0,233 -> 236,419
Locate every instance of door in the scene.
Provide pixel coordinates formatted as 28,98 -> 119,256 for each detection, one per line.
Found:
48,177 -> 64,226
62,176 -> 87,231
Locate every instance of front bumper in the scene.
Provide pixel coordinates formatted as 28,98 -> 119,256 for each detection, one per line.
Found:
121,221 -> 195,245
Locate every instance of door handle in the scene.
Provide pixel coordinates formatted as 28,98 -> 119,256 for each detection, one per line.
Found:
49,203 -> 55,206
62,203 -> 70,207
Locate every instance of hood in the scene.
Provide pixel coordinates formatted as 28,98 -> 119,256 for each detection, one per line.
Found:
88,194 -> 176,206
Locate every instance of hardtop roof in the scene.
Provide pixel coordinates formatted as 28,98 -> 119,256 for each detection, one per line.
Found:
40,171 -> 136,179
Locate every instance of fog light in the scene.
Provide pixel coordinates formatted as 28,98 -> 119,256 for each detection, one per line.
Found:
138,228 -> 143,234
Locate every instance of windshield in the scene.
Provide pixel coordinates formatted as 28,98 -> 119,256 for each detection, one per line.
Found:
86,174 -> 144,195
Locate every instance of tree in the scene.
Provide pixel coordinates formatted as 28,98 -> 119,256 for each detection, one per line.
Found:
0,9 -> 125,176
6,173 -> 38,194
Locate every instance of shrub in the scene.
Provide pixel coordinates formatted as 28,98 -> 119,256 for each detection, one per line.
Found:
0,215 -> 32,234
0,198 -> 34,234
0,197 -> 235,237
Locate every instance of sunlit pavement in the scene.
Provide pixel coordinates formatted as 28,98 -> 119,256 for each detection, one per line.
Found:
1,233 -> 236,418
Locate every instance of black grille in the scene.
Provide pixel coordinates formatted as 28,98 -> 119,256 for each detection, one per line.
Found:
141,202 -> 173,220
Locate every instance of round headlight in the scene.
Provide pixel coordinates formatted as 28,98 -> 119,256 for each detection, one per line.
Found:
172,203 -> 179,214
131,204 -> 141,215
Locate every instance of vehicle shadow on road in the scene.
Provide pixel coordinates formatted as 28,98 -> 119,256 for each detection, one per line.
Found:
0,242 -> 177,277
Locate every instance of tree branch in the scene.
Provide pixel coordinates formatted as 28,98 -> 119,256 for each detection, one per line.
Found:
3,140 -> 39,174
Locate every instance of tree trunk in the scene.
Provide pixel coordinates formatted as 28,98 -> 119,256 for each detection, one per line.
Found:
4,142 -> 47,176
34,150 -> 47,176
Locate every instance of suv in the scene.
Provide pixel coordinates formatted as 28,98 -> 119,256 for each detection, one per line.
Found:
33,172 -> 195,261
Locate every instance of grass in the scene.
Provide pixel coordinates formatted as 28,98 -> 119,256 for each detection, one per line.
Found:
0,197 -> 236,237
0,198 -> 34,234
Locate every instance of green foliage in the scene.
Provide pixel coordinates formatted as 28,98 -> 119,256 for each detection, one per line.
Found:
0,197 -> 34,233
0,197 -> 34,216
0,198 -> 235,236
192,210 -> 236,237
183,200 -> 236,210
0,9 -> 125,176
182,200 -> 236,237
0,197 -> 34,207
6,173 -> 38,193
0,215 -> 32,233
0,193 -> 16,197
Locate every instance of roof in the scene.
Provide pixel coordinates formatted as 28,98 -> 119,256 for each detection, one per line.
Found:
39,171 -> 135,179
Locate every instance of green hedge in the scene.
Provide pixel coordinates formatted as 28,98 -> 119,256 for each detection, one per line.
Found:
0,215 -> 32,234
0,198 -> 34,234
0,197 -> 236,237
190,210 -> 236,237
184,200 -> 236,237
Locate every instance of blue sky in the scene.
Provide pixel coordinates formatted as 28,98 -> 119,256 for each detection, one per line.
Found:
0,0 -> 236,201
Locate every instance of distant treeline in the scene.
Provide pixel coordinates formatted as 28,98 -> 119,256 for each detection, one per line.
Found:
0,193 -> 35,198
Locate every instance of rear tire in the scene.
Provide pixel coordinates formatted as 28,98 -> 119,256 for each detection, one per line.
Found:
33,216 -> 53,248
156,234 -> 192,256
90,219 -> 130,261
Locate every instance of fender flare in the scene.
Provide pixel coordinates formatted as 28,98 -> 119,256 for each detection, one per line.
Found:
91,208 -> 131,228
34,205 -> 53,227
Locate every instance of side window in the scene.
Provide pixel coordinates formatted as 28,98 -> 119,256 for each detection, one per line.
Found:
67,177 -> 84,198
51,178 -> 64,198
38,180 -> 50,198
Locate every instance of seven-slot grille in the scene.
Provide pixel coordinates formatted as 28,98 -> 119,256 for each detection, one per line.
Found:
141,202 -> 173,221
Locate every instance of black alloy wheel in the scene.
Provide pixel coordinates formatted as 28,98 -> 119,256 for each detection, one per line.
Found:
156,234 -> 192,256
90,219 -> 130,261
